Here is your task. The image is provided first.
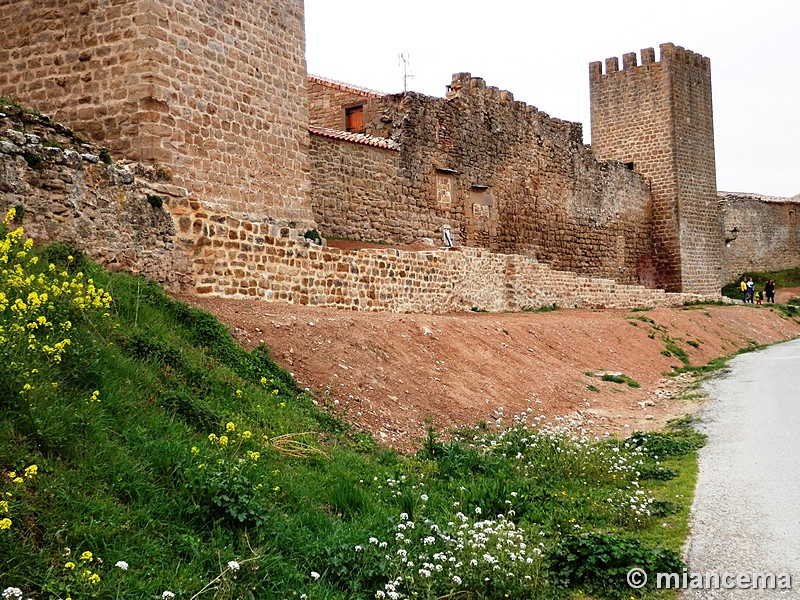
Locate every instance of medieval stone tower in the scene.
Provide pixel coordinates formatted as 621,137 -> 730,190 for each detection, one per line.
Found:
589,43 -> 722,294
0,0 -> 314,230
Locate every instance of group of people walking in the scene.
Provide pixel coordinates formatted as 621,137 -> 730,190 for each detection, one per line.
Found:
740,277 -> 776,304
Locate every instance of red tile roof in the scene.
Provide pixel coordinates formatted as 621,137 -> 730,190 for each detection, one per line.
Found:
310,126 -> 400,151
308,75 -> 388,98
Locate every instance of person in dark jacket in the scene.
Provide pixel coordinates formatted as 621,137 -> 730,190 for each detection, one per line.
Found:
764,279 -> 776,303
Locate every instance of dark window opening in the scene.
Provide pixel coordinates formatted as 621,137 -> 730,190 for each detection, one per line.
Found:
624,162 -> 635,171
345,105 -> 365,133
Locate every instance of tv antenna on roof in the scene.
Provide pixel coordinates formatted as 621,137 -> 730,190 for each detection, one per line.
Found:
398,52 -> 414,92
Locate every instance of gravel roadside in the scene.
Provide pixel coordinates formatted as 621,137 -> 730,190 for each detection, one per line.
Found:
683,338 -> 800,598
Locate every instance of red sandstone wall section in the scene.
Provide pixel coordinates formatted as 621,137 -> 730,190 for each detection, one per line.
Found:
0,107 -> 191,288
0,103 -> 720,312
0,0 -> 314,229
176,210 -> 713,311
666,45 -> 722,293
309,73 -> 655,286
308,76 -> 386,134
0,1 -> 152,151
721,194 -> 800,281
590,47 -> 680,290
590,44 -> 721,294
310,134 -> 407,241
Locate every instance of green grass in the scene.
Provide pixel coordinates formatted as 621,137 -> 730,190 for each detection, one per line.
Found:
523,302 -> 559,313
587,371 -> 642,388
1,227 -> 707,599
722,268 -> 800,301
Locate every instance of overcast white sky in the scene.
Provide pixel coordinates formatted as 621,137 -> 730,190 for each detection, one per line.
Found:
305,0 -> 798,198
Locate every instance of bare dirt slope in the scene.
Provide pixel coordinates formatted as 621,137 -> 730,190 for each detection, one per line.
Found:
183,289 -> 800,451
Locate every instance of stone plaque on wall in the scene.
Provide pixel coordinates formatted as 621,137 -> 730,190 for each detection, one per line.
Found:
436,175 -> 453,208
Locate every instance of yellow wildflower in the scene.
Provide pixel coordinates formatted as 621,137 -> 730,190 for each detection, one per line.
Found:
225,422 -> 235,432
241,430 -> 252,439
0,518 -> 11,529
218,436 -> 229,446
64,561 -> 75,569
80,550 -> 93,561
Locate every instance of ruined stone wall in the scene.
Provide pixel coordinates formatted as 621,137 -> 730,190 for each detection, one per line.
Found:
0,105 -> 191,288
309,73 -> 656,286
721,193 -> 800,281
590,43 -> 721,294
0,0 -> 313,229
0,100 -> 719,312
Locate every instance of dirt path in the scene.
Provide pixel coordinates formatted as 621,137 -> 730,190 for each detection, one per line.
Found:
181,291 -> 800,451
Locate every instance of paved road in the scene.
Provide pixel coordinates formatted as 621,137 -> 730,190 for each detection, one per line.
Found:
684,338 -> 800,597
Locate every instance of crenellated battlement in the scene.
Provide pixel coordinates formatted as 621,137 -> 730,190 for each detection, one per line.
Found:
589,43 -> 710,80
589,41 -> 719,294
445,72 -> 579,138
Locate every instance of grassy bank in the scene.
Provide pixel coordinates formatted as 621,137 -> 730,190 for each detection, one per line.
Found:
2,210 -> 703,599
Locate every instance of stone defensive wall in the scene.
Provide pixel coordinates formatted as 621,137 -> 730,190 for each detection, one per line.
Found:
0,104 -> 191,288
1,102 -> 717,312
589,43 -> 720,294
720,192 -> 800,281
308,73 -> 657,288
0,0 -> 313,230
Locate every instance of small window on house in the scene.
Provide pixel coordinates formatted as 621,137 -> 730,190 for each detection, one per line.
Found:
624,162 -> 635,171
345,105 -> 365,133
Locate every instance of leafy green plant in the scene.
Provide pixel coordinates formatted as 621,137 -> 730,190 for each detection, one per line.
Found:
183,421 -> 276,527
626,416 -> 706,459
21,150 -> 42,168
601,372 -> 641,388
523,303 -> 559,313
303,228 -> 323,244
549,533 -> 684,598
145,194 -> 164,209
